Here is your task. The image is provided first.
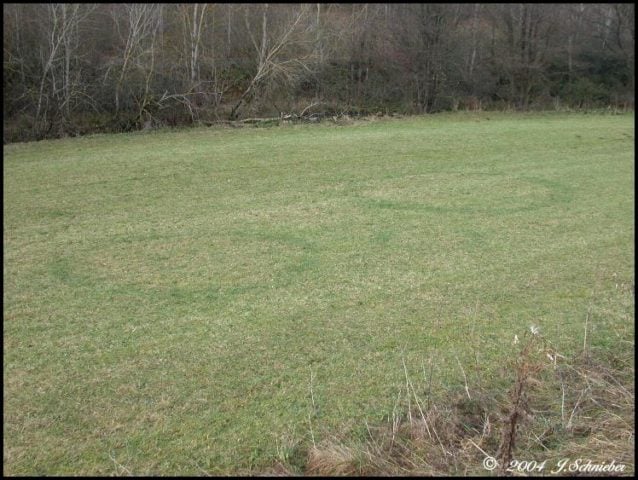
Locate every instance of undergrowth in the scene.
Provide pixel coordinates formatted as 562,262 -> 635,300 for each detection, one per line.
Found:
266,327 -> 634,476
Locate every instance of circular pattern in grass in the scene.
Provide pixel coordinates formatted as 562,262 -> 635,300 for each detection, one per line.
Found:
359,172 -> 572,215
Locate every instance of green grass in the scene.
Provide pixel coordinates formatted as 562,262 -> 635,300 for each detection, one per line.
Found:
3,112 -> 634,475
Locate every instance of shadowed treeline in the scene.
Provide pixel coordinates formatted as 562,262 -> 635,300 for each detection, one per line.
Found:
3,3 -> 634,142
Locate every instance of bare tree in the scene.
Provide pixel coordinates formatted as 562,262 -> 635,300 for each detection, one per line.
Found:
229,4 -> 314,119
180,3 -> 208,87
109,4 -> 162,114
32,3 -> 94,134
468,3 -> 481,83
389,4 -> 453,113
489,3 -> 559,108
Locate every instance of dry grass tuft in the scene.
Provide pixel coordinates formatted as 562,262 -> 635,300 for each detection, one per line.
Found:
547,348 -> 635,470
306,444 -> 362,476
272,328 -> 634,476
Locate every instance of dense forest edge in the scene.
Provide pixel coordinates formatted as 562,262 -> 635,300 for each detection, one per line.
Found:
3,3 -> 634,144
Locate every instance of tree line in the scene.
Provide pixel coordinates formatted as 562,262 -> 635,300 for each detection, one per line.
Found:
3,3 -> 634,142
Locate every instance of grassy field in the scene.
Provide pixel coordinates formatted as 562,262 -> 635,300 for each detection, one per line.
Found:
3,112 -> 634,475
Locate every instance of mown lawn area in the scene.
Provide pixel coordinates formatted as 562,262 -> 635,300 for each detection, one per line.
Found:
3,112 -> 634,474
